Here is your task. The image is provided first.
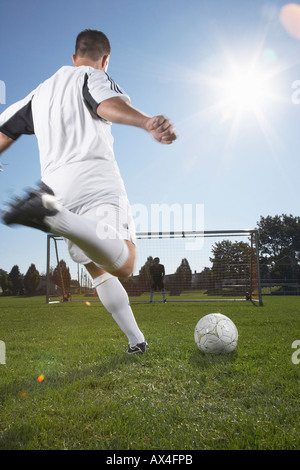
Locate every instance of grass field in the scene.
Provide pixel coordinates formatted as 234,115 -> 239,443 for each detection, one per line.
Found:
0,295 -> 299,450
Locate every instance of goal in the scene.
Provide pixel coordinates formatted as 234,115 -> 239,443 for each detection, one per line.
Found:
46,230 -> 262,304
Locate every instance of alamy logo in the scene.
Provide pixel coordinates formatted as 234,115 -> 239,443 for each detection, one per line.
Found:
291,340 -> 300,365
0,341 -> 5,364
0,80 -> 6,104
96,200 -> 205,251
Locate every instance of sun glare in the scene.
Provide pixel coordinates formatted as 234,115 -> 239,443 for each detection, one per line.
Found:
223,67 -> 267,111
190,46 -> 287,171
205,49 -> 286,154
219,64 -> 272,116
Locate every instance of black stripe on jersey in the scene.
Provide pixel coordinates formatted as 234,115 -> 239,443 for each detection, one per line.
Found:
104,72 -> 123,94
0,100 -> 34,140
82,73 -> 99,116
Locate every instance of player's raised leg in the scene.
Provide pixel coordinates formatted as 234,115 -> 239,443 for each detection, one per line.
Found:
47,203 -> 136,278
2,185 -> 134,278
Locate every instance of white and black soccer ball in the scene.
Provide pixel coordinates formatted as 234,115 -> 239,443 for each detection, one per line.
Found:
194,313 -> 238,354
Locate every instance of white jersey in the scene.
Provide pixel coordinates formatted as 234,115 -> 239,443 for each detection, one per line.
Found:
0,65 -> 130,210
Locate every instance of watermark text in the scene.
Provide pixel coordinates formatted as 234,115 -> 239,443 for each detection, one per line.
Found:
0,80 -> 5,104
0,341 -> 5,364
96,200 -> 205,250
291,340 -> 300,365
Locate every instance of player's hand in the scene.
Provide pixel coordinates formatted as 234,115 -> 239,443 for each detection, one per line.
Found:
145,115 -> 177,144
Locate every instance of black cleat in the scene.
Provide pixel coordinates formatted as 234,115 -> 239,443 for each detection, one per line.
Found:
1,182 -> 60,233
127,342 -> 149,354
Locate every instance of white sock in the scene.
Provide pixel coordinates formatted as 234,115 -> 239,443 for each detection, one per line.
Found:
45,207 -> 129,271
93,273 -> 145,347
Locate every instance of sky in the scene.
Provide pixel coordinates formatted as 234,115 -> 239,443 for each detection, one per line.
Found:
0,0 -> 300,277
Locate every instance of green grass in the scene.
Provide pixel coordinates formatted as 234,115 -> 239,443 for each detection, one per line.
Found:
64,288 -> 249,302
0,295 -> 299,450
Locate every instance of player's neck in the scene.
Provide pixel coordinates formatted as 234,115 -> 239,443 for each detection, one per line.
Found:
74,57 -> 105,71
74,59 -> 102,70
72,55 -> 108,71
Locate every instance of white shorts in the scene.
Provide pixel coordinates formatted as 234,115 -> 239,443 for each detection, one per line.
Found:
66,199 -> 136,265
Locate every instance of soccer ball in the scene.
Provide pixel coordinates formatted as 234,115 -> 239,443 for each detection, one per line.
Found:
194,313 -> 238,354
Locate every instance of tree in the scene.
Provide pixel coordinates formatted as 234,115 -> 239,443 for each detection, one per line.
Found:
257,214 -> 300,260
257,214 -> 300,282
24,264 -> 40,296
207,240 -> 253,296
138,256 -> 154,292
175,258 -> 192,291
51,260 -> 71,293
8,265 -> 23,295
210,240 -> 252,280
0,269 -> 10,295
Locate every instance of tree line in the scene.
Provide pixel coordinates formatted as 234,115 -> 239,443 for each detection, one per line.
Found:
122,214 -> 300,296
1,214 -> 299,296
0,264 -> 41,296
0,260 -> 75,296
257,214 -> 300,283
194,214 -> 300,293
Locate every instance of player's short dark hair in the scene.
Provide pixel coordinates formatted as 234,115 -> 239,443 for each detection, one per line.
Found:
75,29 -> 111,61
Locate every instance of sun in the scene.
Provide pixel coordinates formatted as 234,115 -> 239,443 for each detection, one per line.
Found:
203,48 -> 287,155
176,39 -> 287,171
213,57 -> 280,122
185,46 -> 288,177
221,65 -> 269,114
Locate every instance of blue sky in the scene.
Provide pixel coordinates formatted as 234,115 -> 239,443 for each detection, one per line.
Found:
0,0 -> 300,276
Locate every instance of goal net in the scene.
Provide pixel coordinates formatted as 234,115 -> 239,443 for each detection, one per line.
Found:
46,230 -> 262,304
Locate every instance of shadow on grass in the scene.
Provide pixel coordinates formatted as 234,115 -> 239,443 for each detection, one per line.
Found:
0,352 -> 145,449
189,349 -> 238,369
0,351 -> 145,402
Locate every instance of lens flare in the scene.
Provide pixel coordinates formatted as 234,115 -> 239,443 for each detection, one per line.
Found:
280,3 -> 300,39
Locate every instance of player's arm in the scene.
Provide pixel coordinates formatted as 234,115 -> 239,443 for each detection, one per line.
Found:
97,97 -> 177,144
0,90 -> 35,158
0,132 -> 14,155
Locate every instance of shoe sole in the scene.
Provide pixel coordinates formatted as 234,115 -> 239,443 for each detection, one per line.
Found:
2,188 -> 61,232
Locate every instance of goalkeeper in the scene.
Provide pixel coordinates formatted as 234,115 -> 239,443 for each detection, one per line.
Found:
150,257 -> 166,303
0,29 -> 177,354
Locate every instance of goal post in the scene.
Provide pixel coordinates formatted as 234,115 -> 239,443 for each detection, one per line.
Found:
46,230 -> 262,304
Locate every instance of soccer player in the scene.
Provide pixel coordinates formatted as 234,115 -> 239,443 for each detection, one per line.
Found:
149,257 -> 166,303
0,29 -> 177,354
